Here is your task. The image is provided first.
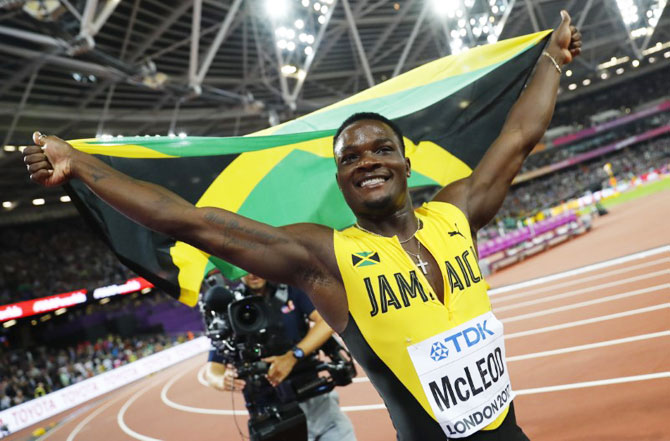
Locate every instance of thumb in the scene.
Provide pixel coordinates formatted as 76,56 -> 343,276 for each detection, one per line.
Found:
559,10 -> 570,28
262,356 -> 277,363
33,131 -> 45,146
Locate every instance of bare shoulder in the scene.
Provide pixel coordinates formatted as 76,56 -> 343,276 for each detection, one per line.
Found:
431,177 -> 470,212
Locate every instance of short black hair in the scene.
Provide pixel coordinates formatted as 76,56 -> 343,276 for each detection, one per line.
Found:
333,112 -> 405,154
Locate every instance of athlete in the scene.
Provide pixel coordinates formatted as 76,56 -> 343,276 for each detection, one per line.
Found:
22,11 -> 581,440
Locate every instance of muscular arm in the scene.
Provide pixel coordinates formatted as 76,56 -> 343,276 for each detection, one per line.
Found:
434,11 -> 582,231
73,150 -> 324,284
23,134 -> 348,329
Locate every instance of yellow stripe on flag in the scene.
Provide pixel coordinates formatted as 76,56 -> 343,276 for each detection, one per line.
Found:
171,145 -> 297,305
70,139 -> 175,158
407,140 -> 473,187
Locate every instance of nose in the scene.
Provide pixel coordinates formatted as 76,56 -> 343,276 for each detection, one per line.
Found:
356,151 -> 381,170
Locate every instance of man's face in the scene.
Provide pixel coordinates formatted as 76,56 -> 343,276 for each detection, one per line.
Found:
334,120 -> 410,217
241,273 -> 267,293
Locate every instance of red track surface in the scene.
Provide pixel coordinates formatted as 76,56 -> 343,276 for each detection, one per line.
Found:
10,190 -> 670,441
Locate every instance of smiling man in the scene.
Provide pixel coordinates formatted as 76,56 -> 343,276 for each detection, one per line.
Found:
22,11 -> 580,441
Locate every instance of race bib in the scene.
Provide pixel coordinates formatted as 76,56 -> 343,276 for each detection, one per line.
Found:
407,311 -> 514,438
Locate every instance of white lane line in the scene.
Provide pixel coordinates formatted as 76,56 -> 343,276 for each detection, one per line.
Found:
66,393 -> 129,441
515,372 -> 670,395
118,381 -> 163,441
505,303 -> 670,339
197,364 -> 208,387
489,245 -> 670,296
36,403 -> 99,441
500,283 -> 670,323
491,258 -> 670,304
507,331 -> 670,362
494,270 -> 670,312
161,367 -> 248,415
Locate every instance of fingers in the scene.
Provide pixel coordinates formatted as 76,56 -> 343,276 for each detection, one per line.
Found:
27,160 -> 51,174
30,169 -> 52,183
266,363 -> 283,386
24,146 -> 52,175
223,372 -> 234,390
24,151 -> 46,165
24,146 -> 52,172
222,370 -> 245,391
266,364 -> 277,385
23,145 -> 44,156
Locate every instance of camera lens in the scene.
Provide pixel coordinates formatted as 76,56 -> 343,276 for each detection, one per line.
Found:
240,304 -> 259,325
234,303 -> 264,332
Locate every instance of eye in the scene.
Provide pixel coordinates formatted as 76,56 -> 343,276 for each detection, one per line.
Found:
341,154 -> 357,164
376,145 -> 393,154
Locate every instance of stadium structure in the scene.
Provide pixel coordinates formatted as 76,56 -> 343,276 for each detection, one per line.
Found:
0,1 -> 668,440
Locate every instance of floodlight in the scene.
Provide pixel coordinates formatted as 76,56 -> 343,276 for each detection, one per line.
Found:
266,0 -> 288,18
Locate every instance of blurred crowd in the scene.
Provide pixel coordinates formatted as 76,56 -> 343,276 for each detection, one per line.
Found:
0,332 -> 187,411
523,112 -> 670,173
493,136 -> 670,223
0,219 -> 134,304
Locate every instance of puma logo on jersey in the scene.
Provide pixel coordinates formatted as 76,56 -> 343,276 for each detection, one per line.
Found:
448,224 -> 465,239
352,251 -> 381,267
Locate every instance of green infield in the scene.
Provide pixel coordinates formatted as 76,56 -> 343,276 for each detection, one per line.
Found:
601,176 -> 670,209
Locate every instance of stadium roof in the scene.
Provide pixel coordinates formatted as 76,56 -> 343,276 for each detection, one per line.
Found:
1,0 -> 670,223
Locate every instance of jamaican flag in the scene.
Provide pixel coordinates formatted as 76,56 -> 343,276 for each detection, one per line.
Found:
68,30 -> 551,306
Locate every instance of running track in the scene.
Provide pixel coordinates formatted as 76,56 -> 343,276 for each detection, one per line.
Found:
11,190 -> 670,441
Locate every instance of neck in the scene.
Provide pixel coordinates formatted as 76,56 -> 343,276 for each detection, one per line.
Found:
355,199 -> 418,240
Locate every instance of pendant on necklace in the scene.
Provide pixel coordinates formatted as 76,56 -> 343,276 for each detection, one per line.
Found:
415,256 -> 429,275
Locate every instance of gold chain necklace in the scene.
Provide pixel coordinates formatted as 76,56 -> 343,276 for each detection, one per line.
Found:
354,219 -> 429,274
354,218 -> 423,244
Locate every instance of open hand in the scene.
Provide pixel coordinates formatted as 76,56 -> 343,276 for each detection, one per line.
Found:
551,10 -> 582,65
23,132 -> 75,187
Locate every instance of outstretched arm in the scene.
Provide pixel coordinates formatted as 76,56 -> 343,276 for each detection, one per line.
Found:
434,10 -> 582,231
23,133 -> 337,298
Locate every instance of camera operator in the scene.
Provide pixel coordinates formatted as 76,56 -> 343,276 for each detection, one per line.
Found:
204,273 -> 356,441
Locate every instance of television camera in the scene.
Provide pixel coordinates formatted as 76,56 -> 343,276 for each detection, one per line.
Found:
200,283 -> 356,441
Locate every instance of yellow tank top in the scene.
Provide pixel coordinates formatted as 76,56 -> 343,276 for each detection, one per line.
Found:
334,201 -> 509,435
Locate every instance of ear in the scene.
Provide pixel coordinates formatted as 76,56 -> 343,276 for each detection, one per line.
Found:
405,157 -> 411,178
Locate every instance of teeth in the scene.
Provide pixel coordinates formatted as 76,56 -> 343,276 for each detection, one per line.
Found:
360,177 -> 385,188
